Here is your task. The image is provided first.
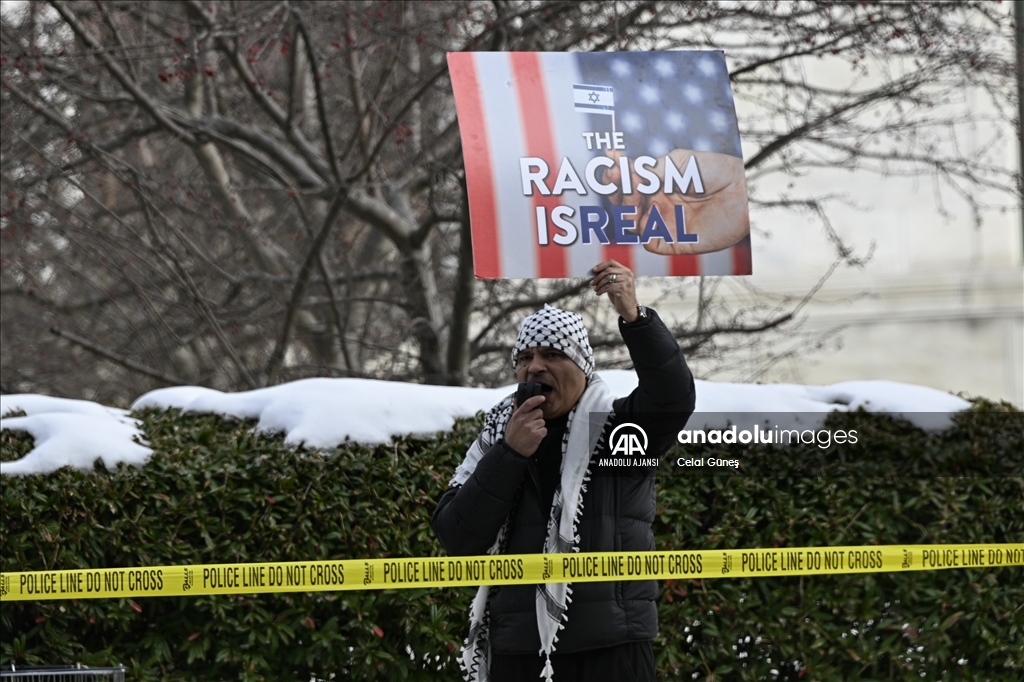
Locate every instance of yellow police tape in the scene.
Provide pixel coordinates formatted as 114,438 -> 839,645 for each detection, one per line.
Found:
1,544 -> 1020,602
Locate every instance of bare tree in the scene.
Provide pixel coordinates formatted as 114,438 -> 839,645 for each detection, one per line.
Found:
0,1 -> 1016,403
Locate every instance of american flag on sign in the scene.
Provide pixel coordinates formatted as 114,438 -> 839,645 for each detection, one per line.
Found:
449,51 -> 751,279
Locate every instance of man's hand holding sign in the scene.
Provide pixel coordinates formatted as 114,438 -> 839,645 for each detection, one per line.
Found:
590,259 -> 640,321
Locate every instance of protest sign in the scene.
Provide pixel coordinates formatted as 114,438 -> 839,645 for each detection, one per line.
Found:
449,51 -> 751,279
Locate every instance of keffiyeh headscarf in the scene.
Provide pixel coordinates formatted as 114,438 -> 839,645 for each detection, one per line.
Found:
511,305 -> 594,378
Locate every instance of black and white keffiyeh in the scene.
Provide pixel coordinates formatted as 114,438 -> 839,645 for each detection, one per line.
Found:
451,377 -> 615,682
510,305 -> 594,378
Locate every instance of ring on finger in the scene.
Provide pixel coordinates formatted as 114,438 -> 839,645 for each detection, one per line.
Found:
609,273 -> 617,283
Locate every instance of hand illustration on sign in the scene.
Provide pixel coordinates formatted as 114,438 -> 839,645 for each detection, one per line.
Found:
603,149 -> 749,255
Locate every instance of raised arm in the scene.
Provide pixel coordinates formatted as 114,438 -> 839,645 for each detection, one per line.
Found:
591,260 -> 695,450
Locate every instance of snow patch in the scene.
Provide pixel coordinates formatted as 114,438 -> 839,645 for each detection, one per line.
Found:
1,394 -> 152,476
1,374 -> 971,476
133,377 -> 510,448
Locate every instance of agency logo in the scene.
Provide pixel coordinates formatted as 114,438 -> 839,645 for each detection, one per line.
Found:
363,562 -> 375,586
610,422 -> 648,456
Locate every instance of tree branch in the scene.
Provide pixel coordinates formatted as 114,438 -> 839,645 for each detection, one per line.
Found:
729,26 -> 864,78
185,0 -> 336,185
50,326 -> 185,386
744,77 -> 923,171
293,10 -> 342,184
265,190 -> 348,385
50,0 -> 198,145
446,177 -> 474,385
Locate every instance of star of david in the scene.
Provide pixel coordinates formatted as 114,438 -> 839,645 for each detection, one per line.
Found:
588,91 -> 600,103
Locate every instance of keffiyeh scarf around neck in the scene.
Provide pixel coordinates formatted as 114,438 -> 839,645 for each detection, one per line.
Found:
450,376 -> 616,682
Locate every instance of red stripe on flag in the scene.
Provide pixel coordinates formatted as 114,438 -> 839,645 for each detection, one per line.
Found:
510,52 -> 568,279
670,254 -> 701,276
448,53 -> 501,278
732,237 -> 752,275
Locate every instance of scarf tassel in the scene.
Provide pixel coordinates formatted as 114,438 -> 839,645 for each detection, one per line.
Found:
541,653 -> 555,681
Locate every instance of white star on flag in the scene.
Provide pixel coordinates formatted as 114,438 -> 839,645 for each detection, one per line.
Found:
572,84 -> 614,115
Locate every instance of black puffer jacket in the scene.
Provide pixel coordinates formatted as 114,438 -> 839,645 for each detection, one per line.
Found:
432,310 -> 695,653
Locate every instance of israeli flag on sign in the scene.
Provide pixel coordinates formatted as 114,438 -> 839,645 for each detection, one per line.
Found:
573,84 -> 614,115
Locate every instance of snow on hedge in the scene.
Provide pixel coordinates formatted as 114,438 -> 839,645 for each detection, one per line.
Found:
0,395 -> 152,476
1,372 -> 970,475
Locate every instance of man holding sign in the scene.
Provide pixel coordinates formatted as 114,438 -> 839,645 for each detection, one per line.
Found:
433,261 -> 695,681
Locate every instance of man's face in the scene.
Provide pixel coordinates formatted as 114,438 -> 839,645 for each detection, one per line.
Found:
515,346 -> 587,419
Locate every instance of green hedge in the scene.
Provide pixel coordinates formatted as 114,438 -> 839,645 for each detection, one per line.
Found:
1,405 -> 1022,681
